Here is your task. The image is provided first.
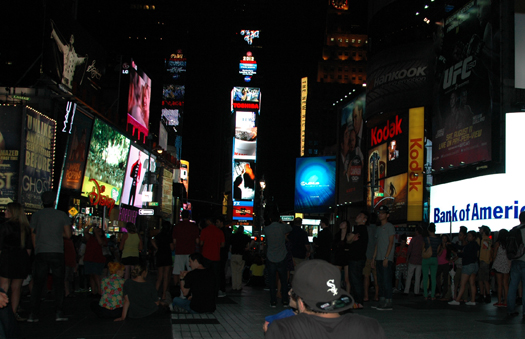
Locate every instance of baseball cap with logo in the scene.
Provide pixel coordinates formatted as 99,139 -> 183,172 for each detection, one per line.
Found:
377,205 -> 389,214
291,260 -> 354,313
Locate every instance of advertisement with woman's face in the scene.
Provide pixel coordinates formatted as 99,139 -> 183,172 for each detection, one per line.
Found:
127,67 -> 151,136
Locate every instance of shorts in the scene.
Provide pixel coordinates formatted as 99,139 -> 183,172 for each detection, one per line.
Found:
363,259 -> 376,276
84,261 -> 105,276
121,256 -> 140,266
172,254 -> 191,275
462,262 -> 479,276
395,263 -> 408,280
477,261 -> 490,281
65,266 -> 75,282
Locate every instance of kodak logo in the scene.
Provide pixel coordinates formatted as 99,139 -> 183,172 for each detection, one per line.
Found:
370,115 -> 403,147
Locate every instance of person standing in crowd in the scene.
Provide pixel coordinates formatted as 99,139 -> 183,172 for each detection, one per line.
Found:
492,229 -> 510,307
265,260 -> 386,339
371,205 -> 395,310
287,218 -> 310,282
315,217 -> 332,263
507,211 -> 525,317
200,216 -> 225,297
229,226 -> 252,291
332,220 -> 351,294
92,262 -> 125,319
263,211 -> 292,307
28,191 -> 72,322
170,253 -> 216,314
151,221 -> 174,302
347,211 -> 369,309
449,230 -> 480,306
363,214 -> 379,302
172,210 -> 200,289
444,226 -> 469,301
63,227 -> 77,299
394,234 -> 408,293
216,216 -> 231,296
84,225 -> 107,298
0,203 -> 32,321
404,225 -> 423,296
477,225 -> 493,303
421,223 -> 440,300
435,234 -> 451,298
120,222 -> 143,280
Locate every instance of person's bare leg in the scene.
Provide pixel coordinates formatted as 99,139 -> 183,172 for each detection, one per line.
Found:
455,274 -> 469,302
469,274 -> 477,303
10,279 -> 23,314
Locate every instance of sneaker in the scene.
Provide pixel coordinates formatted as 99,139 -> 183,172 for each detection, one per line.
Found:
14,313 -> 27,322
169,303 -> 174,312
27,314 -> 39,323
218,290 -> 226,298
377,304 -> 392,311
448,300 -> 460,306
282,302 -> 289,308
56,312 -> 69,321
270,303 -> 277,308
353,303 -> 364,309
493,302 -> 503,307
171,305 -> 189,314
507,311 -> 519,317
465,301 -> 476,306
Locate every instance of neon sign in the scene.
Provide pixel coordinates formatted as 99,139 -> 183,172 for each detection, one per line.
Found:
88,178 -> 116,214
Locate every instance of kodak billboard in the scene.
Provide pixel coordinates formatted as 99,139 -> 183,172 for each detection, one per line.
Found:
407,107 -> 424,221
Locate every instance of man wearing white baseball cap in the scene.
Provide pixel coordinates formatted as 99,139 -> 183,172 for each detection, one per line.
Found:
265,260 -> 386,338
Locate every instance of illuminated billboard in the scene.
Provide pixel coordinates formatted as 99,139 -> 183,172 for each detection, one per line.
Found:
366,108 -> 424,221
239,51 -> 257,82
233,160 -> 256,201
232,87 -> 260,102
338,92 -> 365,204
126,61 -> 151,142
121,145 -> 150,208
165,51 -> 187,81
233,111 -> 257,160
240,30 -> 260,45
294,156 -> 336,213
180,160 -> 189,198
0,106 -> 22,207
431,0 -> 497,170
232,201 -> 254,221
430,112 -> 525,233
82,119 -> 130,204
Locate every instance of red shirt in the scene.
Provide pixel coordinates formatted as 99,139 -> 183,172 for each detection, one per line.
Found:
172,220 -> 200,255
84,235 -> 106,263
200,224 -> 225,261
395,246 -> 408,265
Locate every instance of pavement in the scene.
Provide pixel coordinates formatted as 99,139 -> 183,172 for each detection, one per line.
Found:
15,274 -> 525,339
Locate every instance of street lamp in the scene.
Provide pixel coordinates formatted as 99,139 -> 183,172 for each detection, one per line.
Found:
259,176 -> 266,229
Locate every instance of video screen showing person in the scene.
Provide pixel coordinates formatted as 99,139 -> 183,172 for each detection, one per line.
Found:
127,65 -> 151,137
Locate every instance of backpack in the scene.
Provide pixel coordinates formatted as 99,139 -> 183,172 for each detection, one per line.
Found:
506,225 -> 525,260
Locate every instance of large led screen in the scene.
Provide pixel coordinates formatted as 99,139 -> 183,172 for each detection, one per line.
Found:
121,145 -> 149,208
82,119 -> 130,204
232,160 -> 256,201
295,156 -> 336,213
432,0 -> 497,170
233,111 -> 257,159
338,93 -> 365,204
127,62 -> 151,139
232,201 -> 254,221
232,87 -> 260,102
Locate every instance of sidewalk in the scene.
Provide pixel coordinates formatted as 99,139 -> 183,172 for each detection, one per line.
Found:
17,274 -> 525,339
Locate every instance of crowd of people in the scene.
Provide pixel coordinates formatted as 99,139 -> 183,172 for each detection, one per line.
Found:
0,190 -> 524,338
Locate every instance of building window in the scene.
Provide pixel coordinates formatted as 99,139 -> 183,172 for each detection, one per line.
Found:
344,75 -> 349,79
338,67 -> 342,72
324,74 -> 328,79
352,39 -> 355,43
352,76 -> 356,80
352,68 -> 356,72
358,76 -> 362,81
338,38 -> 343,42
352,52 -> 356,56
344,52 -> 348,56
359,68 -> 363,73
345,39 -> 349,43
338,75 -> 342,79
330,75 -> 334,79
330,37 -> 334,42
358,39 -> 361,43
314,149 -> 318,155
338,51 -> 342,56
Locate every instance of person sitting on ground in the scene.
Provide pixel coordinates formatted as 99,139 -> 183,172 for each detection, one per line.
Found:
265,260 -> 386,339
246,255 -> 265,287
92,262 -> 125,318
115,264 -> 166,321
170,253 -> 216,314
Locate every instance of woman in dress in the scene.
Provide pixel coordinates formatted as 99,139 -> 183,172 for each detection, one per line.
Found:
492,229 -> 511,307
0,203 -> 32,321
120,222 -> 143,279
151,221 -> 173,301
